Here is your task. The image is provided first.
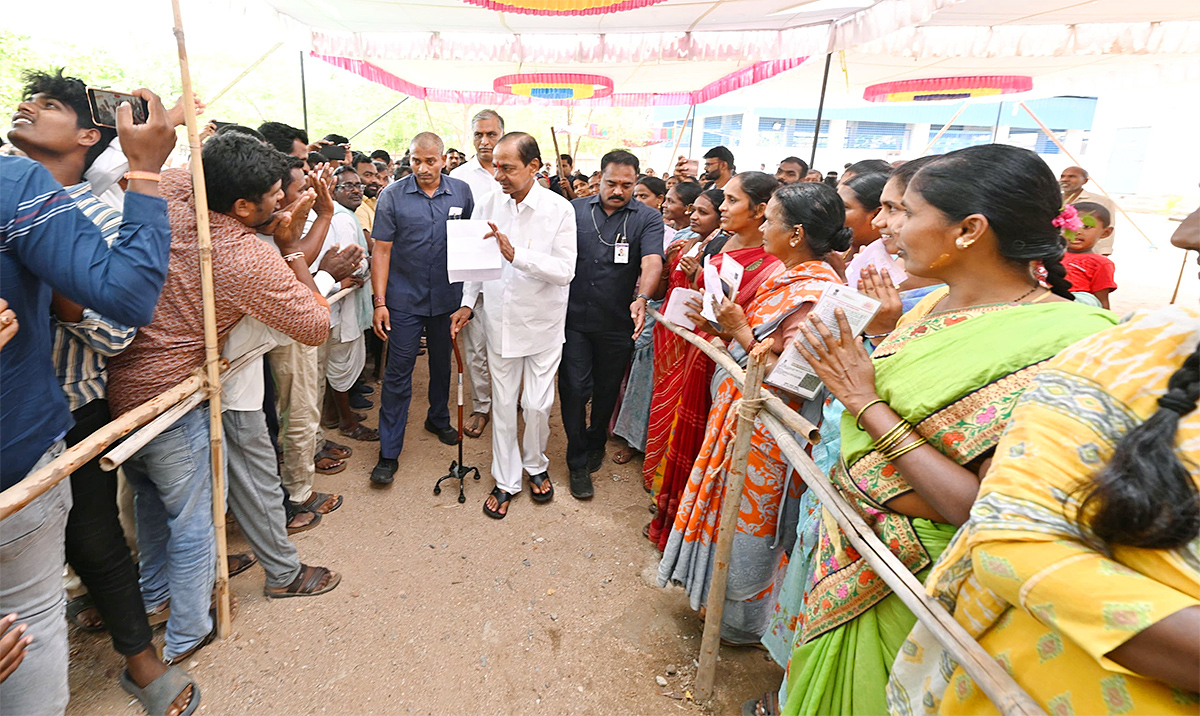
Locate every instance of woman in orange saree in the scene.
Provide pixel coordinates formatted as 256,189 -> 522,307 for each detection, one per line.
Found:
645,176 -> 782,550
657,182 -> 852,644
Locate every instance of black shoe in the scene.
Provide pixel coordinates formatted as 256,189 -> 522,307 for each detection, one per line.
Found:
351,381 -> 375,396
425,418 -> 460,445
349,392 -> 374,410
569,467 -> 594,500
371,457 -> 398,486
587,448 -> 604,474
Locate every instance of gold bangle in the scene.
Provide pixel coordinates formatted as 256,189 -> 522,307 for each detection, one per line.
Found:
855,399 -> 887,429
884,436 -> 927,462
873,419 -> 913,454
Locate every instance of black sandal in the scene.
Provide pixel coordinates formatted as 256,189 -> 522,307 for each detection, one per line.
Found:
483,487 -> 514,519
67,594 -> 106,633
529,472 -> 554,503
228,552 -> 257,577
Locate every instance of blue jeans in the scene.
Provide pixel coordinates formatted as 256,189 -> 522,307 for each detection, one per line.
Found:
123,404 -> 216,660
0,443 -> 71,716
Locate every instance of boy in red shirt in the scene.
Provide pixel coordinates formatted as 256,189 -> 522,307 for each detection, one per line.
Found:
1063,201 -> 1117,308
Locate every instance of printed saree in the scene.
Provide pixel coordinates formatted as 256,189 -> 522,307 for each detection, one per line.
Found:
657,261 -> 838,643
645,245 -> 780,546
887,306 -> 1200,716
781,291 -> 1117,716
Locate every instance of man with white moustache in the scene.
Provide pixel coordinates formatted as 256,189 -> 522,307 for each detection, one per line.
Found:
450,132 -> 576,519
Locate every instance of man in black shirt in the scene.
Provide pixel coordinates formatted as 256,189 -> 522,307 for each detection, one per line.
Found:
562,150 -> 664,499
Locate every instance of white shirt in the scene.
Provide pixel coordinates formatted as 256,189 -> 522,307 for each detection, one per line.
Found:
221,317 -> 291,412
450,157 -> 502,206
311,210 -> 365,342
461,182 -> 577,358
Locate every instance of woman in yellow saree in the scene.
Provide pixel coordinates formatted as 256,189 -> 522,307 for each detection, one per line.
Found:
759,144 -> 1118,716
886,223 -> 1200,715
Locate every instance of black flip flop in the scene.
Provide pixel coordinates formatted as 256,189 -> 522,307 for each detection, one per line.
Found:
67,594 -> 105,633
529,472 -> 554,503
228,552 -> 257,577
483,487 -> 514,519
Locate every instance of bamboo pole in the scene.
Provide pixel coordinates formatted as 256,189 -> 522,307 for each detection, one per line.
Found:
694,339 -> 773,701
1018,102 -> 1155,248
763,414 -> 1045,716
810,54 -> 832,168
1171,250 -> 1189,304
100,342 -> 277,472
920,101 -> 970,156
0,372 -> 207,521
550,127 -> 576,200
171,0 -> 231,639
648,307 -> 820,443
664,105 -> 695,177
207,42 -> 283,106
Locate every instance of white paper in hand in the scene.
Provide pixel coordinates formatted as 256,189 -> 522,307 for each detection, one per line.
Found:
766,283 -> 881,400
701,263 -> 723,322
663,288 -> 702,331
447,220 -> 502,283
845,238 -> 907,290
719,254 -> 744,297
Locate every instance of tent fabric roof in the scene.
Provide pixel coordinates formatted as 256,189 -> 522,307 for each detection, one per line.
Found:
254,0 -> 1200,105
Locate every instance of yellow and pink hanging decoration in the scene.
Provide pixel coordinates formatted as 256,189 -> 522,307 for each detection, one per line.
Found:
863,75 -> 1032,103
462,0 -> 665,14
494,73 -> 614,100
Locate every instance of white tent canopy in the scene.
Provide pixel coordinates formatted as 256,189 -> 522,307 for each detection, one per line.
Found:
248,0 -> 1200,105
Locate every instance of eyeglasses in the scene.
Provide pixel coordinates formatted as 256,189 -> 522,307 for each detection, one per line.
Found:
336,182 -> 365,191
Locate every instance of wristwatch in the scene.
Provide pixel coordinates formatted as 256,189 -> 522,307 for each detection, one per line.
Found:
373,296 -> 386,307
635,293 -> 651,303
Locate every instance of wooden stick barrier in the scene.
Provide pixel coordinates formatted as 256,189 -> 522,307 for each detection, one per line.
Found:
647,306 -> 1045,713
648,307 -> 820,444
763,413 -> 1046,716
694,339 -> 773,700
0,369 -> 212,521
100,341 -> 277,472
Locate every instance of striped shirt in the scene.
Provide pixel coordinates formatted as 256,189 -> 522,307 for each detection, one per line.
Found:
51,182 -> 137,411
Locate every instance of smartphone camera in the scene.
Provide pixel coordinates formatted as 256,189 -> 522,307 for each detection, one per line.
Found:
86,88 -> 148,128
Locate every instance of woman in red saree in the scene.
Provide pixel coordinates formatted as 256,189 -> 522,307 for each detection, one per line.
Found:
645,173 -> 783,549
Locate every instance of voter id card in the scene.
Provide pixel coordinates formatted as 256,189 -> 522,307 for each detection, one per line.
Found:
615,242 -> 630,264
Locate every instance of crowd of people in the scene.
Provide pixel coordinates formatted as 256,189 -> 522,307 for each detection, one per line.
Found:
0,65 -> 1197,716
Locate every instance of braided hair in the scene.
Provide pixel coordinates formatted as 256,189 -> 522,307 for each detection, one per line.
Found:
1077,346 -> 1200,549
910,144 -> 1075,300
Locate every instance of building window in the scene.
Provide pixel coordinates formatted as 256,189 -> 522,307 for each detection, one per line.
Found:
930,125 -> 993,152
844,121 -> 908,150
1008,128 -> 1068,155
758,117 -> 829,149
660,119 -> 693,148
701,114 -> 743,148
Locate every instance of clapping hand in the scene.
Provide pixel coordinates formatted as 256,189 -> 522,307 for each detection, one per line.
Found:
794,309 -> 878,414
309,165 -> 336,217
859,266 -> 904,338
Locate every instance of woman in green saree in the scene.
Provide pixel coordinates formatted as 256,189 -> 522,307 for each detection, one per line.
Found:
747,144 -> 1119,716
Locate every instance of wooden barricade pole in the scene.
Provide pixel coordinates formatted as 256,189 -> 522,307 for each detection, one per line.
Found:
664,105 -> 694,178
694,339 -> 773,701
920,100 -> 969,156
0,373 -> 207,521
207,42 -> 283,106
171,0 -> 232,639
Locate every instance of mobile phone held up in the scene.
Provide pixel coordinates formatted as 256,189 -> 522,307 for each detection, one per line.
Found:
86,88 -> 148,128
319,143 -> 348,163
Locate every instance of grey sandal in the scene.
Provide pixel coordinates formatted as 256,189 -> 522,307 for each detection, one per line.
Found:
120,666 -> 200,716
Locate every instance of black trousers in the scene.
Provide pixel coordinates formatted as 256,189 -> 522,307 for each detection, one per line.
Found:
558,329 -> 634,470
64,399 -> 153,657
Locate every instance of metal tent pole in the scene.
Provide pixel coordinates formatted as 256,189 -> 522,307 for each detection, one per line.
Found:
810,53 -> 832,169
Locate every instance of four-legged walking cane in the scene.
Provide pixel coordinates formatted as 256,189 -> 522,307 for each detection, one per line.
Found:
434,336 -> 480,502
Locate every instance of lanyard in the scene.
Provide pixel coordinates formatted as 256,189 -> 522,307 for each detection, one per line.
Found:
589,203 -> 629,247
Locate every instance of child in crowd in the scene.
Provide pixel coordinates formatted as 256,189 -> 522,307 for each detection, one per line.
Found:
1063,201 -> 1117,308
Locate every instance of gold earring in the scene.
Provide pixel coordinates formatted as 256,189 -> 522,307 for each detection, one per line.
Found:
955,237 -> 975,250
790,228 -> 802,247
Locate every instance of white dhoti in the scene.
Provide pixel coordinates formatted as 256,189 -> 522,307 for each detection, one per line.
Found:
325,333 -> 365,392
486,343 -> 563,495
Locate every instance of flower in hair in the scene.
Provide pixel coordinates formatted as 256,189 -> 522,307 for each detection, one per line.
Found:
1053,204 -> 1084,237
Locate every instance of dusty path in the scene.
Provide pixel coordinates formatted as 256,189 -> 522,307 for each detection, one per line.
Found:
65,357 -> 779,715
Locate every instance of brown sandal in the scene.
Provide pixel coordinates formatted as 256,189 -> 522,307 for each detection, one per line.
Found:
264,564 -> 341,599
286,510 -> 322,534
463,412 -> 489,439
292,491 -> 343,514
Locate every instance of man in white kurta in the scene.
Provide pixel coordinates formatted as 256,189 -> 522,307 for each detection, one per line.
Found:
452,132 -> 576,517
449,109 -> 507,438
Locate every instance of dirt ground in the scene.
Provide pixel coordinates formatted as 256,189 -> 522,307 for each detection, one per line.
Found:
63,211 -> 1195,716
